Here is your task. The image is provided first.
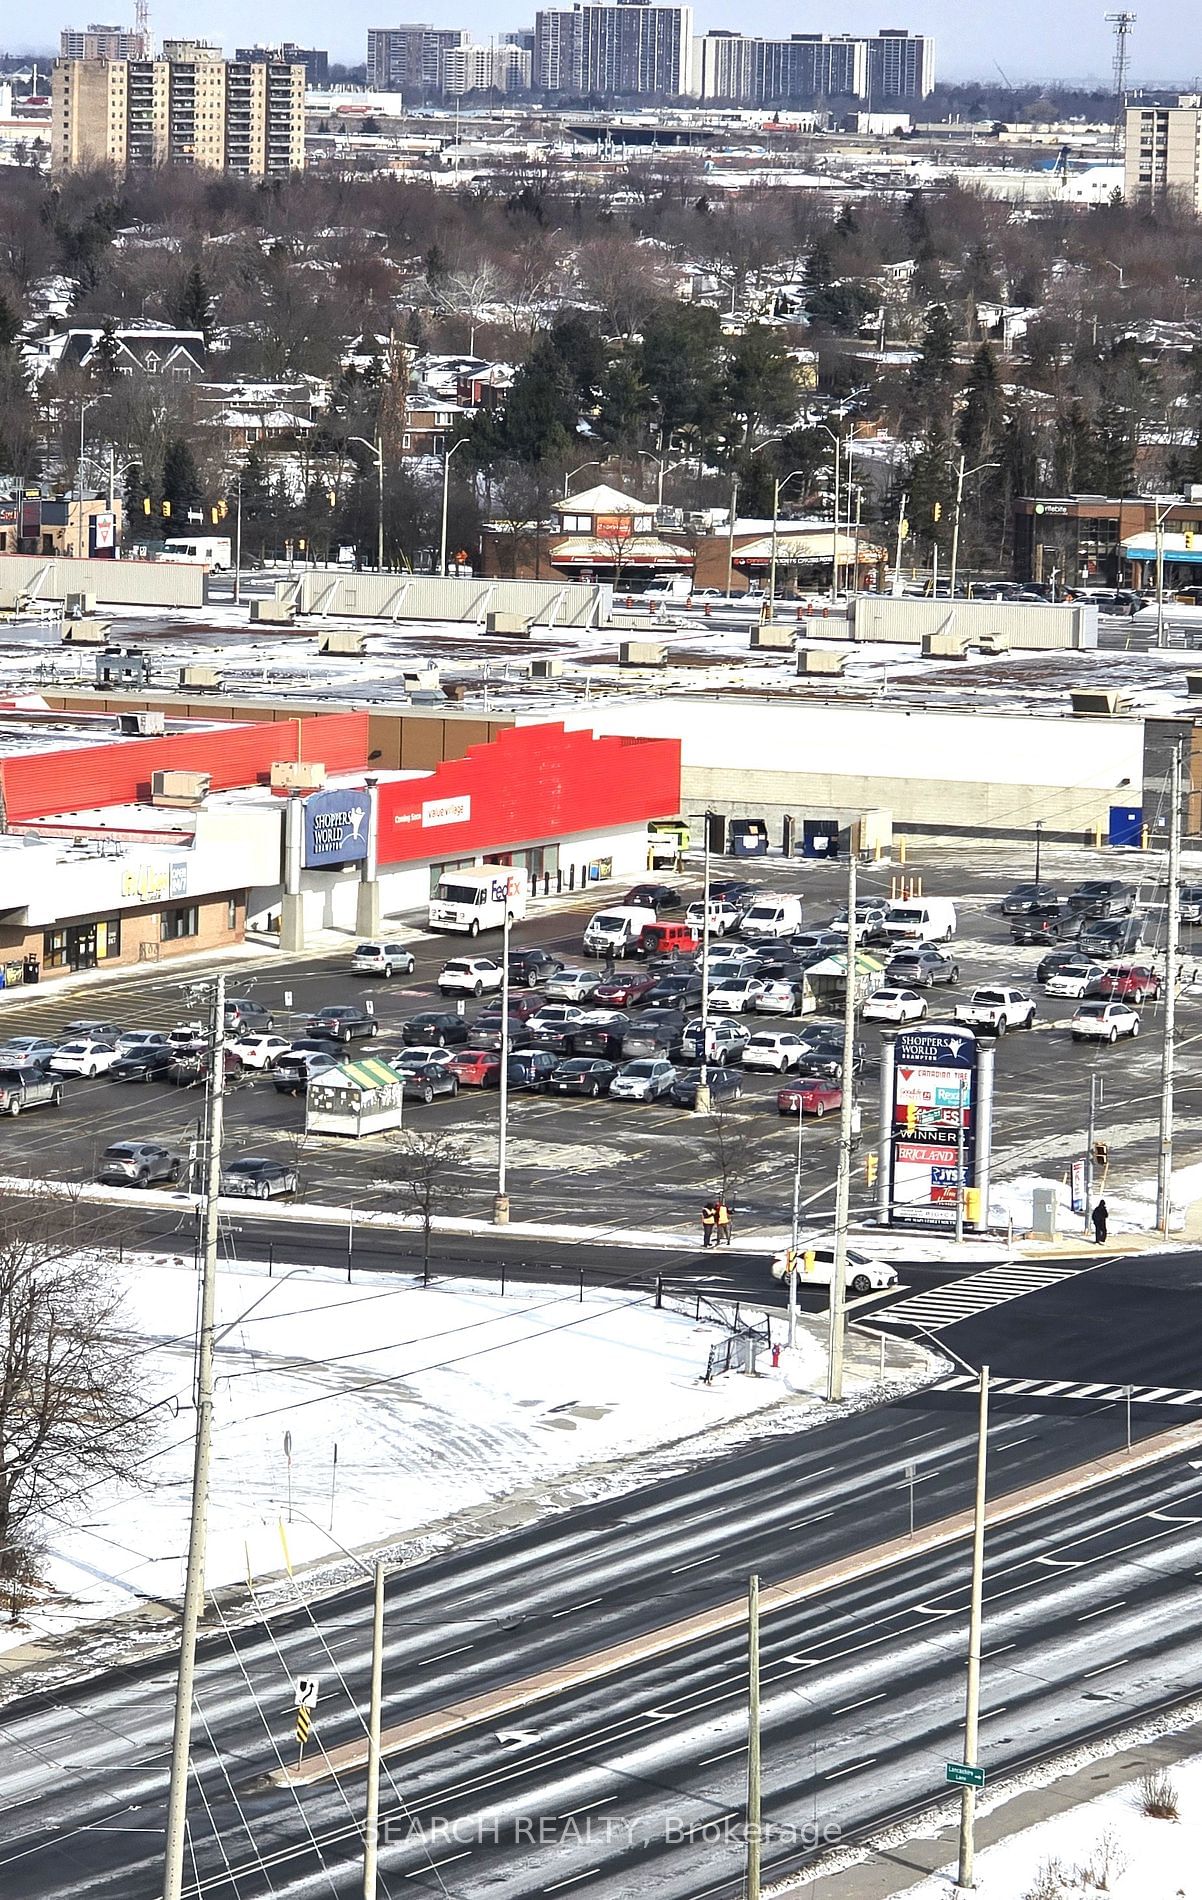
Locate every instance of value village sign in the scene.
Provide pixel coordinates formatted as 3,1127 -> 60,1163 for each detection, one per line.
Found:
879,1023 -> 996,1231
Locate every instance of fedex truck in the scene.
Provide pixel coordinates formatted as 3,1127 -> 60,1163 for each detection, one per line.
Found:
160,537 -> 232,570
428,864 -> 529,936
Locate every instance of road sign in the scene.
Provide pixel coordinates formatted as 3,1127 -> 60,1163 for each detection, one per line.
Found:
1070,1157 -> 1086,1215
945,1761 -> 985,1789
294,1676 -> 320,1710
296,1706 -> 312,1747
885,1024 -> 993,1231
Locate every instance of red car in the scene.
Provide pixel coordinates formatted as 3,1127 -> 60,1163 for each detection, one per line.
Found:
1097,964 -> 1161,1003
449,1048 -> 502,1088
777,1078 -> 843,1119
593,970 -> 659,1008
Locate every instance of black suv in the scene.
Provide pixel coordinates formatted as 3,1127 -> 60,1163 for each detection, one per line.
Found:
507,948 -> 564,988
1001,882 -> 1059,916
621,883 -> 681,914
1066,879 -> 1135,919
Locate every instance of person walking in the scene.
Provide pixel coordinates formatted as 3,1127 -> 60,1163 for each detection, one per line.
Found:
701,1202 -> 717,1249
715,1197 -> 732,1247
1091,1198 -> 1109,1244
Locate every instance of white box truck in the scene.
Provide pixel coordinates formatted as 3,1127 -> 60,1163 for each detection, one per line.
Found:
160,537 -> 233,570
428,865 -> 529,936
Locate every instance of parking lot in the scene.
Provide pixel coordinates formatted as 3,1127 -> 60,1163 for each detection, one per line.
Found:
0,830 -> 1197,1239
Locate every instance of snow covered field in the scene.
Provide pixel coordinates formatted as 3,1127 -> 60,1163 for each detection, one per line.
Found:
12,1253 -> 907,1657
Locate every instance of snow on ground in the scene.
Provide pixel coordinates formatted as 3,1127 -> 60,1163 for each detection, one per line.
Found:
8,1252 -> 892,1657
903,1744 -> 1202,1899
989,1160 -> 1202,1238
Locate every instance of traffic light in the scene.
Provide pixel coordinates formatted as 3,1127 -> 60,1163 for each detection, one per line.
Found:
1091,1140 -> 1109,1170
211,506 -> 220,525
866,1151 -> 879,1187
899,516 -> 910,540
1186,530 -> 1196,550
142,496 -> 151,515
932,502 -> 942,523
802,1249 -> 816,1274
161,500 -> 171,517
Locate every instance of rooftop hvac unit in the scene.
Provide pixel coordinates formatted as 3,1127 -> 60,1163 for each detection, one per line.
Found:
118,710 -> 165,736
151,769 -> 211,808
1070,689 -> 1129,717
179,664 -> 220,690
270,760 -> 327,791
531,657 -> 564,679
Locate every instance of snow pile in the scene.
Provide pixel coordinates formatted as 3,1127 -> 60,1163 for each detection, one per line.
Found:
989,1162 -> 1202,1238
12,1254 -> 853,1651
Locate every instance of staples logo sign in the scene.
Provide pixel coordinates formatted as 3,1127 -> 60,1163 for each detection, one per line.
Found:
422,795 -> 471,829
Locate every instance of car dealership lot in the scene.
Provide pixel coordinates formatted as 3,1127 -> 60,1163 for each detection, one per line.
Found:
0,834 -> 1195,1236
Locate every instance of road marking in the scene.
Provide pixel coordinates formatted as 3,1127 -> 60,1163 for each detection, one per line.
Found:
1083,1659 -> 1127,1679
642,1709 -> 676,1722
404,1851 -> 471,1877
823,1757 -> 876,1781
788,1510 -> 834,1530
558,1795 -> 617,1818
1078,1600 -> 1127,1621
418,1644 -> 475,1666
934,1374 -> 1202,1409
543,1870 -> 601,1893
784,1655 -> 821,1668
671,1556 -> 712,1574
915,1604 -> 956,1617
873,1261 -> 1090,1332
552,1597 -> 604,1618
1150,1510 -> 1202,1524
832,1692 -> 887,1715
1035,1556 -> 1082,1568
983,1642 -> 1015,1658
700,1745 -> 747,1765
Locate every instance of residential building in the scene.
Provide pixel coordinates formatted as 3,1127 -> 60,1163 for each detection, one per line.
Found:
441,40 -> 532,94
60,21 -> 148,59
532,3 -> 694,99
693,26 -> 931,104
51,55 -> 305,176
237,43 -> 330,85
366,25 -> 467,91
758,33 -> 867,103
1125,100 -> 1202,214
24,321 -> 207,383
866,28 -> 933,101
695,30 -> 756,103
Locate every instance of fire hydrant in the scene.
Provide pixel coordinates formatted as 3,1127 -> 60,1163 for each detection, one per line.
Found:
771,1344 -> 781,1369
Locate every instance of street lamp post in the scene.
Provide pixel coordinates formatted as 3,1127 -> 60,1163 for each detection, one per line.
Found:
439,436 -> 470,576
563,459 -> 603,499
348,435 -> 384,572
76,396 -> 104,556
1152,494 -> 1177,649
768,469 -> 807,617
948,456 -> 1000,601
815,424 -> 842,604
637,448 -> 682,509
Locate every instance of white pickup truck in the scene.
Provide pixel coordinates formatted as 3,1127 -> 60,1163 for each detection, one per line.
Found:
953,986 -> 1036,1036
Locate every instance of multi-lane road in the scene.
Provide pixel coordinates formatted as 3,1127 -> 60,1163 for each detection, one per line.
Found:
3,1249 -> 1202,1899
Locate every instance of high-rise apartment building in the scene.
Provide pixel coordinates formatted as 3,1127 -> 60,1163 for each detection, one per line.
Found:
694,25 -> 931,103
51,55 -> 305,176
758,33 -> 866,102
366,25 -> 468,90
695,29 -> 757,102
441,40 -> 533,93
866,28 -> 933,101
60,22 -> 148,60
532,3 -> 694,99
1125,101 -> 1202,213
237,43 -> 330,85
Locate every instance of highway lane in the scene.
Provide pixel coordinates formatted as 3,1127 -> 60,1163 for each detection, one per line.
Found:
8,1443 -> 1202,1899
0,1378 -> 1190,1899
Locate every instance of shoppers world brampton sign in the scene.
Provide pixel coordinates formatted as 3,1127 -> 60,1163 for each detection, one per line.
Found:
303,789 -> 371,868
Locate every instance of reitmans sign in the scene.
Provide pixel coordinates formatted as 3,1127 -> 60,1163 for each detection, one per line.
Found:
303,789 -> 371,868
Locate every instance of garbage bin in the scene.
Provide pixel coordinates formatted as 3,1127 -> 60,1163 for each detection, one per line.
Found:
729,819 -> 769,858
23,955 -> 40,985
801,818 -> 841,859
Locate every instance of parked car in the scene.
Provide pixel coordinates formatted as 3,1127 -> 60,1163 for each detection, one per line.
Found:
609,1059 -> 677,1101
862,986 -> 928,1025
224,998 -> 273,1032
637,922 -> 699,960
438,956 -> 504,998
508,947 -> 564,988
621,882 -> 682,914
0,1064 -> 63,1115
543,967 -> 602,1003
168,1022 -> 206,1050
222,1156 -> 298,1199
709,976 -> 766,1014
527,1004 -> 587,1036
507,1049 -> 558,1091
401,1062 -> 460,1103
570,1017 -> 631,1061
1079,917 -> 1146,960
1066,879 -> 1136,919
593,969 -> 659,1008
739,895 -> 805,940
756,978 -> 806,1016
791,929 -> 845,957
620,1009 -> 686,1060
1009,906 -> 1078,945
1179,884 -> 1202,925
449,1048 -> 502,1088
777,1078 -> 843,1118
48,1037 -> 120,1078
679,1018 -> 750,1064
61,1018 -> 122,1043
643,973 -> 704,1010
548,1057 -> 620,1097
1044,960 -> 1107,1000
684,898 -> 743,936
390,1045 -> 456,1070
831,903 -> 891,945
401,1011 -> 470,1048
272,1050 -> 339,1094
710,878 -> 760,908
1036,946 -> 1089,985
229,1034 -> 292,1070
1001,881 -> 1059,916
109,1044 -> 175,1083
96,1140 -> 181,1187
471,1013 -> 533,1054
669,1066 -> 743,1109
115,1029 -> 171,1055
167,1048 -> 245,1086
884,946 -> 960,988
303,1005 -> 379,1045
742,1030 -> 810,1074
954,987 -> 1037,1035
1071,1000 -> 1141,1043
351,940 -> 416,978
0,1036 -> 59,1069
1097,963 -> 1161,1003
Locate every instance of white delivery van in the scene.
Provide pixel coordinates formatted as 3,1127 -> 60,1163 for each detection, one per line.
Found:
160,537 -> 233,570
881,898 -> 957,944
738,894 -> 804,940
428,865 -> 529,936
643,577 -> 693,603
582,905 -> 657,958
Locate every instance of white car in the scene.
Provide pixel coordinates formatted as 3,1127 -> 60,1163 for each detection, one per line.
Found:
708,976 -> 765,1014
1045,961 -> 1106,1000
1071,1000 -> 1141,1043
771,1243 -> 899,1298
702,944 -> 759,976
352,940 -> 416,978
685,899 -> 742,936
438,957 -> 504,998
392,1045 -> 456,1069
48,1038 -> 119,1078
116,1029 -> 170,1054
742,1030 -> 809,1073
831,903 -> 890,944
229,1034 -> 292,1070
862,986 -> 928,1025
527,1005 -> 586,1032
543,967 -> 601,1003
609,1059 -> 677,1101
756,978 -> 803,1015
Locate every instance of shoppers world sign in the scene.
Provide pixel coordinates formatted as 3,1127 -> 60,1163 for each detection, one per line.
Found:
303,789 -> 371,868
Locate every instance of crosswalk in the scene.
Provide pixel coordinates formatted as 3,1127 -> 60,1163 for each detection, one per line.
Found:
872,1260 -> 1089,1333
934,1371 -> 1202,1408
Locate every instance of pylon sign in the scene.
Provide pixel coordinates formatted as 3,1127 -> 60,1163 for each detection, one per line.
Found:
882,1023 -> 993,1229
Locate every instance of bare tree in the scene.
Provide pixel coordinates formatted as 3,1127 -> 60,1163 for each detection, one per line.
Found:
0,1186 -> 152,1616
694,1096 -> 779,1223
387,1129 -> 471,1283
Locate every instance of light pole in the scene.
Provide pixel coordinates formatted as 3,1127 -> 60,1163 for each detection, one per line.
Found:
1157,742 -> 1182,1235
563,459 -> 603,499
637,448 -> 682,510
815,423 -> 842,604
948,456 -> 1000,601
1104,258 -> 1126,291
696,810 -> 714,1115
348,436 -> 384,572
76,396 -> 104,556
439,435 -> 470,576
1033,818 -> 1043,885
768,468 -> 807,617
1152,494 -> 1176,649
725,470 -> 739,598
233,473 -> 243,607
496,896 -> 512,1225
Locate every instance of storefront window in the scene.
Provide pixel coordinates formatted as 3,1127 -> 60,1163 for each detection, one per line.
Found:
227,898 -> 238,930
96,916 -> 122,960
161,905 -> 199,941
43,929 -> 68,970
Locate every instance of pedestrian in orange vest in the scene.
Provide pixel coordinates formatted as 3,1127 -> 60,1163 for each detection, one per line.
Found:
715,1198 -> 732,1246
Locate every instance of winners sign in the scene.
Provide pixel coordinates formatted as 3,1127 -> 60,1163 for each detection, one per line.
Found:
884,1023 -> 992,1230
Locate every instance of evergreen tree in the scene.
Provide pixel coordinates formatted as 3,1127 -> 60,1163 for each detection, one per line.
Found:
90,320 -> 121,380
907,305 -> 957,429
0,290 -> 19,356
636,301 -> 725,451
597,356 -> 652,455
161,436 -> 203,525
905,421 -> 958,558
721,325 -> 798,447
957,343 -> 1004,466
171,265 -> 212,339
1052,400 -> 1104,494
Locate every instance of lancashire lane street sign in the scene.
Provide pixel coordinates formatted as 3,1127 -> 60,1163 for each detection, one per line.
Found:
945,1762 -> 986,1789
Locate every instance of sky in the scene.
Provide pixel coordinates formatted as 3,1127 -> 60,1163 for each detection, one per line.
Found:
11,0 -> 1188,85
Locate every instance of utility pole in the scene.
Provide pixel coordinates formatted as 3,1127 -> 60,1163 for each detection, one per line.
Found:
233,473 -> 243,609
697,812 -> 714,1115
957,1363 -> 991,1893
827,844 -> 856,1402
787,1104 -> 803,1351
891,489 -> 908,596
375,438 -> 384,574
1157,744 -> 1182,1234
162,973 -> 226,1900
495,900 -> 511,1224
725,472 -> 739,598
1085,1072 -> 1103,1236
955,1071 -> 966,1244
745,1572 -> 762,1900
362,1560 -> 385,1900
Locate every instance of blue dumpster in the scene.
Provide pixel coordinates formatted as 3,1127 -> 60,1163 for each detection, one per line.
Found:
801,819 -> 841,859
729,819 -> 769,858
